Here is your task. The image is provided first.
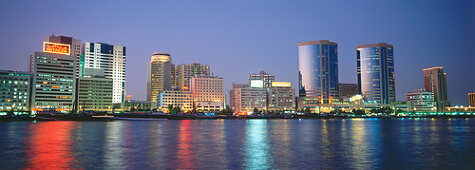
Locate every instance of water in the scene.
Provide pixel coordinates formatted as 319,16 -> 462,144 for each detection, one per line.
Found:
1,119 -> 475,169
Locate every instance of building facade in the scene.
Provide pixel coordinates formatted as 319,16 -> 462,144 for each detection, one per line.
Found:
191,75 -> 225,111
45,35 -> 81,77
176,63 -> 210,90
157,90 -> 193,113
298,40 -> 338,104
249,70 -> 275,88
229,83 -> 267,113
76,77 -> 113,112
147,52 -> 174,102
405,89 -> 436,112
469,93 -> 475,107
357,43 -> 395,104
338,83 -> 358,99
267,82 -> 295,111
82,42 -> 126,103
29,52 -> 76,113
423,67 -> 450,111
0,70 -> 30,112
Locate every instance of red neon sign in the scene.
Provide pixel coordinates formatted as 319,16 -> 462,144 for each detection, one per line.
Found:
43,42 -> 71,55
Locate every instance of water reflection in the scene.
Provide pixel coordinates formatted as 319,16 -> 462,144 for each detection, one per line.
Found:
175,120 -> 194,169
245,120 -> 272,169
104,121 -> 125,168
26,121 -> 76,169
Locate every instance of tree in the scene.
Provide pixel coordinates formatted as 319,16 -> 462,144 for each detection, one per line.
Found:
168,105 -> 174,114
304,108 -> 311,114
352,109 -> 366,115
172,106 -> 181,114
253,107 -> 259,114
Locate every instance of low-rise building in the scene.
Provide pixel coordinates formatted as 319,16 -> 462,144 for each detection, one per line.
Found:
76,76 -> 113,113
229,83 -> 267,113
267,82 -> 295,111
157,90 -> 193,113
0,70 -> 30,113
113,100 -> 153,112
405,89 -> 436,112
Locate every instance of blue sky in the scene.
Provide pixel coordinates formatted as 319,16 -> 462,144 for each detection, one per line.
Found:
0,0 -> 473,105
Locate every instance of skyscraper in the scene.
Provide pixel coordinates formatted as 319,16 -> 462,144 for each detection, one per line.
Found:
45,35 -> 81,77
249,70 -> 275,88
82,42 -> 126,103
175,63 -> 210,90
357,43 -> 395,104
423,67 -> 449,111
29,51 -> 76,113
469,93 -> 475,107
298,40 -> 338,104
147,52 -> 174,102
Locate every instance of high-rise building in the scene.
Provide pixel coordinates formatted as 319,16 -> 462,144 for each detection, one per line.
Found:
249,70 -> 274,88
469,93 -> 475,107
229,83 -> 267,113
338,83 -> 358,99
176,63 -> 210,90
298,40 -> 338,104
357,43 -> 395,104
45,35 -> 81,77
146,52 -> 174,102
157,90 -> 193,113
29,51 -> 76,113
405,89 -> 436,112
0,70 -> 30,112
267,82 -> 295,111
76,76 -> 113,112
191,75 -> 225,112
423,67 -> 450,111
82,42 -> 126,103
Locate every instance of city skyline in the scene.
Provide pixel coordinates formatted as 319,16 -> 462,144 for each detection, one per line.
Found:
0,0 -> 474,105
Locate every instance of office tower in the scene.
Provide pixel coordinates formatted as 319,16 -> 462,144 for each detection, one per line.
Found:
405,89 -> 436,111
338,83 -> 358,99
229,83 -> 267,113
191,75 -> 225,112
76,76 -> 113,112
147,52 -> 174,102
249,70 -> 275,88
469,93 -> 475,107
82,42 -> 126,103
357,43 -> 395,104
29,51 -> 76,113
298,40 -> 338,104
423,67 -> 450,111
267,82 -> 295,111
45,35 -> 81,77
176,63 -> 210,90
0,70 -> 30,112
157,90 -> 193,113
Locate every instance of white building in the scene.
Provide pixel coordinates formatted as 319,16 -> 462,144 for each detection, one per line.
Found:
82,42 -> 126,103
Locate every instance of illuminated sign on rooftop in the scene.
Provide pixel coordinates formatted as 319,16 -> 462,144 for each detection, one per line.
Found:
43,42 -> 70,55
271,82 -> 291,87
250,80 -> 264,88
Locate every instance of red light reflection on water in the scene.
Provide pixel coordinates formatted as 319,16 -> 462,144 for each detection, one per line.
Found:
26,121 -> 76,169
175,120 -> 194,169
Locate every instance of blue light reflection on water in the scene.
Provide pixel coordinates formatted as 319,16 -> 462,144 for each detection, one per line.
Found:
1,119 -> 475,169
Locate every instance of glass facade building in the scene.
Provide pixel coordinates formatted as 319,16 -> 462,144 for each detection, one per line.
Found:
298,40 -> 338,104
356,43 -> 395,104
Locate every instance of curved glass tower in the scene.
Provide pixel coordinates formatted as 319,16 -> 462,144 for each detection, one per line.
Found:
298,40 -> 338,104
356,43 -> 395,104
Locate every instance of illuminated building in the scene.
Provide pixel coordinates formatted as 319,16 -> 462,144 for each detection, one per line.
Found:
191,75 -> 224,112
0,70 -> 30,113
405,89 -> 436,111
423,67 -> 450,111
146,52 -> 174,102
229,83 -> 267,113
267,82 -> 295,111
357,43 -> 395,104
249,70 -> 274,88
338,83 -> 358,99
76,76 -> 113,112
469,93 -> 475,107
82,42 -> 126,103
176,63 -> 210,90
157,90 -> 193,113
29,51 -> 76,113
298,40 -> 338,104
45,35 -> 81,77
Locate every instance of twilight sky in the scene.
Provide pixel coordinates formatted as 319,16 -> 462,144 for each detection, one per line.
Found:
0,0 -> 474,105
